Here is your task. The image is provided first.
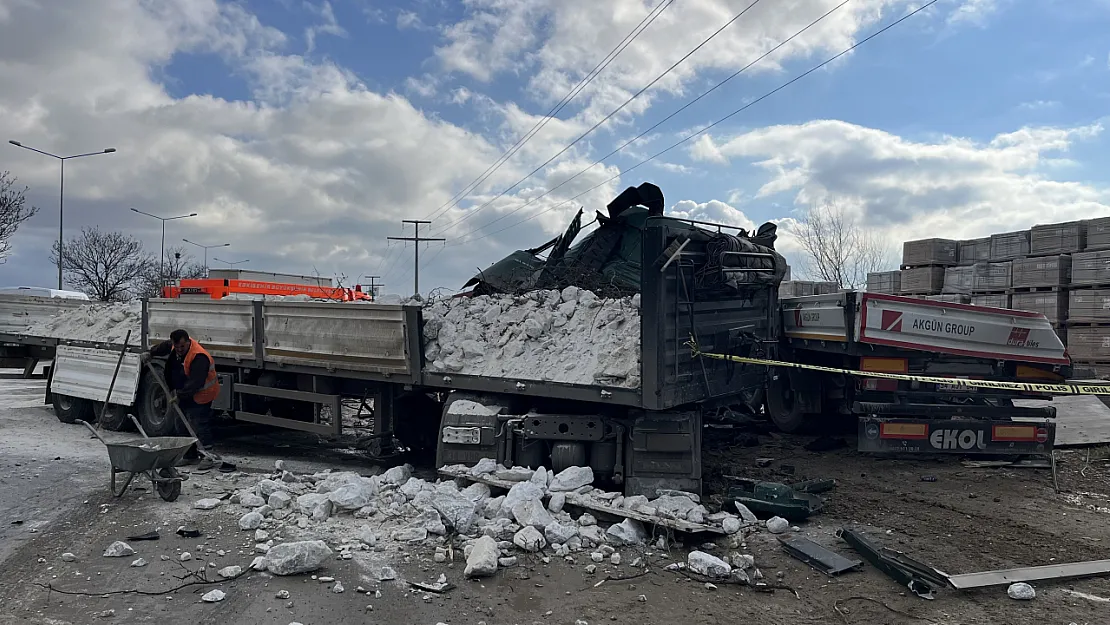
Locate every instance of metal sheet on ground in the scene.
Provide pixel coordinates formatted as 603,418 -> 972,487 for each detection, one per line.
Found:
1014,395 -> 1110,446
437,467 -> 724,535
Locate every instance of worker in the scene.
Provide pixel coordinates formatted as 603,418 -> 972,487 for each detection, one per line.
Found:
140,328 -> 221,467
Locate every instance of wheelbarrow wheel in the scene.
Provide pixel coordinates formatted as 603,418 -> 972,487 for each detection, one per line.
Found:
156,468 -> 182,502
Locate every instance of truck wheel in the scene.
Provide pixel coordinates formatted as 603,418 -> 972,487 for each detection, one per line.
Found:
137,367 -> 176,436
94,402 -> 134,432
53,394 -> 93,425
766,372 -> 809,434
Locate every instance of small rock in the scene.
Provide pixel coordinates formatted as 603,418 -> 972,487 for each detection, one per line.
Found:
498,556 -> 518,567
379,566 -> 397,581
201,589 -> 226,603
60,553 -> 77,562
513,526 -> 546,552
585,564 -> 597,574
578,513 -> 597,527
722,517 -> 742,534
218,565 -> 242,579
98,609 -> 116,618
102,542 -> 135,558
160,555 -> 170,562
250,556 -> 268,571
704,582 -> 718,590
687,551 -> 731,578
609,553 -> 621,566
276,590 -> 290,599
549,466 -> 594,492
465,536 -> 499,578
733,503 -> 759,524
130,558 -> 148,568
239,512 -> 264,531
239,492 -> 266,507
194,498 -> 222,510
1008,582 -> 1036,600
548,492 -> 566,514
766,517 -> 789,534
265,541 -> 334,576
255,529 -> 270,541
606,519 -> 647,546
590,552 -> 604,563
332,581 -> 345,594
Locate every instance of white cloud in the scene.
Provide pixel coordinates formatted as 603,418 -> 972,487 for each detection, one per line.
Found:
304,1 -> 347,52
689,119 -> 1110,242
396,9 -> 430,31
946,0 -> 1000,26
1017,100 -> 1060,111
669,199 -> 757,231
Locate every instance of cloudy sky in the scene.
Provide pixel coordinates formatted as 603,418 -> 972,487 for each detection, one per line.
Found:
0,0 -> 1107,295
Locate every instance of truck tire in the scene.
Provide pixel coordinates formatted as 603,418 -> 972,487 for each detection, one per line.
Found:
94,402 -> 134,432
765,372 -> 809,434
136,366 -> 176,436
52,394 -> 93,425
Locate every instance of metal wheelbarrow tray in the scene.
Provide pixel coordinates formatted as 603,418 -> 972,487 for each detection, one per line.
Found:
79,418 -> 194,502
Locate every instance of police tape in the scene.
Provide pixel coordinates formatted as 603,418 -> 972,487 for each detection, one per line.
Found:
686,340 -> 1110,396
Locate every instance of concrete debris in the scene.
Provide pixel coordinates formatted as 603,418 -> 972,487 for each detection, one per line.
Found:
430,489 -> 480,534
704,582 -> 717,591
734,502 -> 759,524
98,610 -> 116,618
585,564 -> 597,574
180,552 -> 192,562
766,517 -> 789,534
722,517 -> 742,535
1008,582 -> 1036,600
258,479 -> 284,497
276,590 -> 290,599
130,558 -> 147,567
688,551 -> 731,579
239,492 -> 266,507
461,482 -> 491,503
194,498 -> 222,510
730,553 -> 756,570
239,512 -> 264,530
502,481 -> 545,515
102,541 -> 135,558
578,513 -> 597,527
549,466 -> 594,492
590,552 -> 604,563
610,553 -> 621,566
513,526 -> 546,552
494,467 -> 534,482
60,553 -> 77,562
332,581 -> 345,593
578,526 -> 605,545
548,492 -> 566,514
250,556 -> 268,571
201,589 -> 226,603
358,526 -> 379,547
255,529 -> 270,541
218,565 -> 242,579
381,464 -> 412,486
544,521 -> 578,545
296,493 -> 334,522
465,536 -> 500,578
605,519 -> 647,546
379,566 -> 397,581
512,499 -> 554,530
265,541 -> 334,576
391,527 -> 428,542
328,480 -> 379,511
408,508 -> 448,536
469,458 -> 499,476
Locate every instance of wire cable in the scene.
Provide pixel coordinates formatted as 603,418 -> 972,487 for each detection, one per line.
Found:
445,0 -> 850,243
422,0 -> 676,223
430,0 -> 766,236
446,0 -> 940,248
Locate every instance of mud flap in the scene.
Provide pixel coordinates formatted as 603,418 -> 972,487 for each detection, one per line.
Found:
435,394 -> 504,469
624,410 -> 702,497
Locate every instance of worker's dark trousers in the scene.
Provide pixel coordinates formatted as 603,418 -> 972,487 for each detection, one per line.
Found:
181,399 -> 215,450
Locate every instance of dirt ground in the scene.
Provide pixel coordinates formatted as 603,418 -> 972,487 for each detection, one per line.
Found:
2,376 -> 1110,625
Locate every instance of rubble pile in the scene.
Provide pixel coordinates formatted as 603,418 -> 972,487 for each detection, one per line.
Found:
421,289 -> 642,388
22,301 -> 140,345
185,457 -> 761,585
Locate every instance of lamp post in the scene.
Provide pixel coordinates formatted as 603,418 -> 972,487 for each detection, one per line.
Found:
212,257 -> 249,269
130,208 -> 197,289
183,238 -> 230,276
8,140 -> 116,290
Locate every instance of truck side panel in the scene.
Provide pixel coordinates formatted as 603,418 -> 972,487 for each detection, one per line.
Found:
146,299 -> 255,361
50,345 -> 141,406
641,222 -> 779,411
0,294 -> 87,334
263,302 -> 412,375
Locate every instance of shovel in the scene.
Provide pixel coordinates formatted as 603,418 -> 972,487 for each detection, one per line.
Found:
143,361 -> 236,472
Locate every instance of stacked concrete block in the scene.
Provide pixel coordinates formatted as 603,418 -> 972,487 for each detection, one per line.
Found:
942,266 -> 975,295
971,293 -> 1010,309
1011,292 -> 1068,325
1065,327 -> 1110,362
1068,289 -> 1110,324
926,294 -> 971,304
1071,250 -> 1110,286
957,238 -> 991,266
866,271 -> 901,294
972,262 -> 1012,292
1086,217 -> 1110,251
989,230 -> 1031,261
1012,256 -> 1071,289
1030,221 -> 1086,256
899,266 -> 945,295
902,239 -> 958,267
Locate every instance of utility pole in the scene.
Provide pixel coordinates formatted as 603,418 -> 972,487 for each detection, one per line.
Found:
364,276 -> 383,298
387,220 -> 444,296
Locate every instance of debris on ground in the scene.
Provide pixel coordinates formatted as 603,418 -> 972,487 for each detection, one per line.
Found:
102,541 -> 134,557
766,517 -> 789,534
193,499 -> 221,511
201,589 -> 226,603
60,553 -> 77,562
129,557 -> 147,567
264,541 -> 333,576
1008,582 -> 1036,600
218,565 -> 242,579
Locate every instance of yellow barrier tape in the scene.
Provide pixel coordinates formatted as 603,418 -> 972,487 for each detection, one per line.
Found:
686,339 -> 1110,396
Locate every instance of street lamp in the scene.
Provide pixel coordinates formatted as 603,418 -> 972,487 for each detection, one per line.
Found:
183,238 -> 230,275
8,140 -> 116,289
212,257 -> 249,269
130,208 -> 197,289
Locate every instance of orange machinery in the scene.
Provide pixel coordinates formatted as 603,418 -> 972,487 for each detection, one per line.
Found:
161,278 -> 374,301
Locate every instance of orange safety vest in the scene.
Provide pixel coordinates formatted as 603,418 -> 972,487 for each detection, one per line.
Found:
182,340 -> 220,405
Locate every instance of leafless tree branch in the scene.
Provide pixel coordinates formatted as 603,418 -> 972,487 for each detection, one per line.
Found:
50,227 -> 153,301
793,202 -> 891,289
0,172 -> 39,263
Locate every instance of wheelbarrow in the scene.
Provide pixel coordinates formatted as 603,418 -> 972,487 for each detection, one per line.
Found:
77,415 -> 195,502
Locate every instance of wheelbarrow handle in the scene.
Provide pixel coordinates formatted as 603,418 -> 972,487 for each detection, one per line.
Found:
129,415 -> 150,439
76,419 -> 109,445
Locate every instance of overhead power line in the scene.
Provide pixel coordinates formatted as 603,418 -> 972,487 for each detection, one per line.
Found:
429,0 -> 766,237
422,0 -> 676,223
387,219 -> 446,296
445,0 -> 941,249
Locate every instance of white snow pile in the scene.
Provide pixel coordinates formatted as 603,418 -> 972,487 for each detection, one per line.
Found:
421,288 -> 642,388
21,301 -> 140,345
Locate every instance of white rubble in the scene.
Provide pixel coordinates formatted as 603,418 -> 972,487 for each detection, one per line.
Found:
265,541 -> 334,576
688,551 -> 731,578
239,512 -> 264,530
239,492 -> 266,507
130,558 -> 147,568
734,503 -> 759,524
766,517 -> 789,534
421,290 -> 641,388
549,466 -> 594,492
21,301 -> 140,345
102,541 -> 134,557
1008,582 -> 1036,600
544,521 -> 578,545
60,553 -> 77,562
606,519 -> 648,546
464,536 -> 500,578
548,492 -> 566,514
268,491 -> 292,509
194,498 -> 222,510
218,565 -> 243,579
201,589 -> 226,603
512,499 -> 554,530
513,526 -> 546,552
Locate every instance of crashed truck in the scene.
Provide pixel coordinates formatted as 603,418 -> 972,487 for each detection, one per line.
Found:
34,182 -> 1068,496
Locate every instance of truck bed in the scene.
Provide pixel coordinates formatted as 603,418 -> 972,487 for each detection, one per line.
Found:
781,291 -> 1068,365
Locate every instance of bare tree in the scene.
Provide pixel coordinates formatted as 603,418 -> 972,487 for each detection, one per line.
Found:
0,172 -> 39,263
793,202 -> 891,289
50,228 -> 153,301
134,246 -> 207,299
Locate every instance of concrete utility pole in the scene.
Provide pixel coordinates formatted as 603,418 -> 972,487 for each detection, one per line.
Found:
387,220 -> 444,296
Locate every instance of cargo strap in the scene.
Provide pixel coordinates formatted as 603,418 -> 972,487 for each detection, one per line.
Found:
686,338 -> 1110,396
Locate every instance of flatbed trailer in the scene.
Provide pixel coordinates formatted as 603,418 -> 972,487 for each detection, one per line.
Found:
0,293 -> 93,377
